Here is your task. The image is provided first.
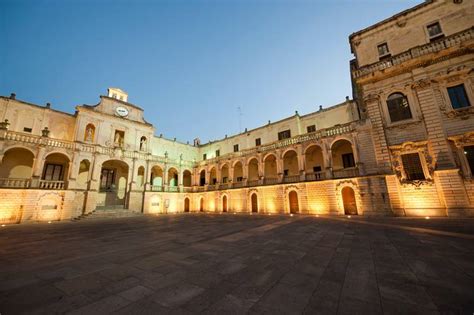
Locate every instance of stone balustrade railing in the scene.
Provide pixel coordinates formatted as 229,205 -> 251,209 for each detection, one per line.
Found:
1,130 -> 196,168
39,180 -> 65,190
0,178 -> 31,188
197,122 -> 355,167
352,27 -> 473,79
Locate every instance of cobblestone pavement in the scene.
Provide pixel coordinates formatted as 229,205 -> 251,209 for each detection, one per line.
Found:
1,214 -> 474,314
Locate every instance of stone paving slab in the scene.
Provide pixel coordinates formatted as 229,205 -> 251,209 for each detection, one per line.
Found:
0,213 -> 474,314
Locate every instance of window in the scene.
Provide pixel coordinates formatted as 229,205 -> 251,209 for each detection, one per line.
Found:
23,127 -> 32,133
215,150 -> 220,157
465,146 -> 474,175
377,43 -> 390,59
234,144 -> 239,152
255,138 -> 261,146
222,177 -> 228,183
427,22 -> 443,41
283,170 -> 289,176
100,169 -> 115,189
236,176 -> 243,182
387,93 -> 412,123
43,164 -> 63,181
313,166 -> 322,173
203,154 -> 207,160
401,153 -> 426,181
342,153 -> 355,168
307,125 -> 316,133
448,84 -> 471,109
278,130 -> 291,140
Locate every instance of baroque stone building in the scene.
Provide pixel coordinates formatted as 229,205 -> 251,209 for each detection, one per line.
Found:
0,0 -> 473,224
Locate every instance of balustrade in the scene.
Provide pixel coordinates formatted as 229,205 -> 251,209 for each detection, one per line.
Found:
332,167 -> 359,179
39,180 -> 65,190
282,175 -> 300,183
305,171 -> 325,181
263,177 -> 280,185
0,178 -> 31,188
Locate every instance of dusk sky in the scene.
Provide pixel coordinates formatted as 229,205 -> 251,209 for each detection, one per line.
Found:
1,0 -> 420,143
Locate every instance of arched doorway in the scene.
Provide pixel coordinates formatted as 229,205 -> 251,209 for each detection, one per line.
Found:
222,195 -> 227,212
251,193 -> 258,213
342,187 -> 358,215
100,160 -> 129,207
289,191 -> 299,214
184,198 -> 190,212
200,198 -> 204,212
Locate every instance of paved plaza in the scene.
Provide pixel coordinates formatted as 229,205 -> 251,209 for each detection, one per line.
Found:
1,214 -> 474,314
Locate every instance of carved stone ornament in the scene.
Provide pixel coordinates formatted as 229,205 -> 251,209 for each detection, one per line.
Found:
411,79 -> 432,89
449,132 -> 474,148
390,141 -> 435,186
396,18 -> 407,27
444,107 -> 474,120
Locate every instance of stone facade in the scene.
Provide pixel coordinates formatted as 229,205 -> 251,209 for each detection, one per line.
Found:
0,0 -> 473,223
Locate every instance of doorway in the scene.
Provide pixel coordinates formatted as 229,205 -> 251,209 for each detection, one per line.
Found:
251,193 -> 258,213
222,195 -> 227,212
184,198 -> 190,212
289,191 -> 299,214
342,187 -> 358,215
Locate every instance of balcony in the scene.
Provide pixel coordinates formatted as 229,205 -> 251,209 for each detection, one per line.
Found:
232,181 -> 244,189
247,180 -> 260,187
166,186 -> 179,193
207,184 -> 216,191
39,180 -> 66,190
305,172 -> 325,181
282,175 -> 300,183
352,28 -> 473,79
182,186 -> 193,193
0,178 -> 31,188
263,177 -> 279,185
150,185 -> 163,192
332,167 -> 359,179
219,183 -> 231,190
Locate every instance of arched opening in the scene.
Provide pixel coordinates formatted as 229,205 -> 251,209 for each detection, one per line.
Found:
84,123 -> 95,142
233,162 -> 243,183
222,195 -> 227,212
100,160 -> 129,207
209,167 -> 217,185
264,154 -> 277,184
139,136 -> 147,151
168,168 -> 178,187
251,193 -> 258,213
305,145 -> 325,180
199,170 -> 206,186
248,158 -> 259,182
184,197 -> 190,212
342,187 -> 358,215
200,198 -> 204,212
41,153 -> 70,189
77,159 -> 90,189
136,166 -> 145,187
387,92 -> 412,123
0,147 -> 34,187
289,191 -> 299,214
183,170 -> 192,187
283,150 -> 299,182
331,139 -> 356,178
221,164 -> 229,183
150,165 -> 163,191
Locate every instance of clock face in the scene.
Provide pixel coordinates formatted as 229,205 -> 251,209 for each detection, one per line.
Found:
115,106 -> 129,117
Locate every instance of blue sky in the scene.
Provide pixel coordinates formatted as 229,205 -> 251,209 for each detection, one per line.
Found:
0,0 -> 420,143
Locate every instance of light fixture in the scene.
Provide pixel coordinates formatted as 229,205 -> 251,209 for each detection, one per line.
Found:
347,215 -> 351,219
1,224 -> 5,227
48,221 -> 52,224
425,216 -> 430,220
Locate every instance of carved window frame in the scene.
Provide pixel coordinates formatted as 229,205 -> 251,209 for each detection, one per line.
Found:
390,142 -> 433,184
379,88 -> 420,128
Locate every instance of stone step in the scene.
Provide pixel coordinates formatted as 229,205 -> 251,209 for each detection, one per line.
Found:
73,209 -> 143,221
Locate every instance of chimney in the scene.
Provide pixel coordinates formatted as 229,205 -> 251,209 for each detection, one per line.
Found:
46,103 -> 51,109
10,93 -> 16,100
319,105 -> 323,111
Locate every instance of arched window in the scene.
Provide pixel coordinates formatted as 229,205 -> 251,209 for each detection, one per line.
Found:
84,124 -> 95,142
387,93 -> 412,123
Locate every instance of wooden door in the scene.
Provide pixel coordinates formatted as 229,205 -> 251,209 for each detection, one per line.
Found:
222,196 -> 227,212
200,198 -> 204,212
342,187 -> 358,215
184,198 -> 190,212
289,191 -> 299,214
251,194 -> 258,213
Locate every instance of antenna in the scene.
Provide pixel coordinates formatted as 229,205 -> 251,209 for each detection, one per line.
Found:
237,106 -> 242,133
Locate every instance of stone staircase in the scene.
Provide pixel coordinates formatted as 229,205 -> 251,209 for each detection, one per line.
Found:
74,206 -> 143,221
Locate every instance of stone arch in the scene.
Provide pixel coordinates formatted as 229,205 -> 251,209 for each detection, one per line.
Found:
284,186 -> 301,214
282,149 -> 299,177
199,169 -> 206,186
42,152 -> 71,185
0,147 -> 35,180
304,144 -> 325,177
100,159 -> 130,207
168,167 -> 179,187
137,166 -> 145,187
209,167 -> 217,185
184,197 -> 190,212
182,169 -> 192,187
35,192 -> 63,221
233,161 -> 243,182
199,196 -> 205,212
220,163 -> 230,183
247,157 -> 259,181
336,180 -> 361,215
331,139 -> 355,170
77,159 -> 91,189
263,153 -> 278,179
150,165 -> 164,189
